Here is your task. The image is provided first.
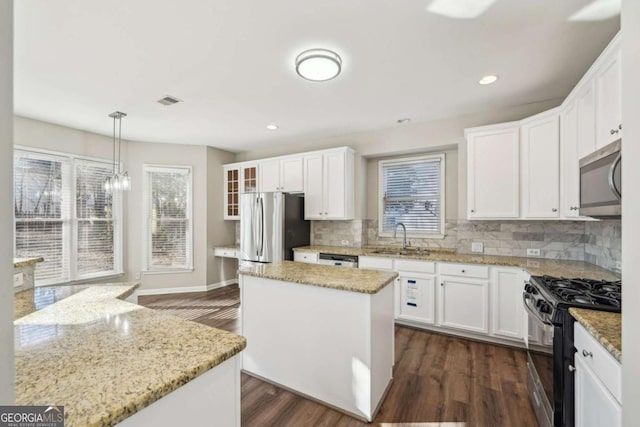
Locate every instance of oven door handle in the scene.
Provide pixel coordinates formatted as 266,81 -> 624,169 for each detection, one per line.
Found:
522,292 -> 553,327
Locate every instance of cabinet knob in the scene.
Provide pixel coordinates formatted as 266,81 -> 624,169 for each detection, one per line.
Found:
324,212 -> 328,215
582,349 -> 593,358
319,212 -> 323,215
568,365 -> 576,372
471,209 -> 475,213
440,282 -> 444,286
611,129 -> 619,135
619,124 -> 622,130
461,269 -> 466,273
552,208 -> 558,212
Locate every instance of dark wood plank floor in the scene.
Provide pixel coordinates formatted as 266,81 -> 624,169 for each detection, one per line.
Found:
140,284 -> 537,427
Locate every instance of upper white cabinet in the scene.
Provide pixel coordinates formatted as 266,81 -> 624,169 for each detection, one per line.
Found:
466,124 -> 520,219
223,163 -> 259,220
521,110 -> 561,219
561,101 -> 581,218
576,80 -> 597,159
303,148 -> 355,220
595,48 -> 622,148
259,156 -> 303,193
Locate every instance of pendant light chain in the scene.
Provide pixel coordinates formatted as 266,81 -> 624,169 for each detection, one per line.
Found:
117,115 -> 122,174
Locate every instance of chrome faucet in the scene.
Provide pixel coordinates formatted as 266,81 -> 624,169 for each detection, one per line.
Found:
393,222 -> 409,249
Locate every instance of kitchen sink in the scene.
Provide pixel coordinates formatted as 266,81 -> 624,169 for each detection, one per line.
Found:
369,248 -> 430,256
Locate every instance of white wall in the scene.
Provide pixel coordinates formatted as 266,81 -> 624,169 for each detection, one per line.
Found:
235,99 -> 560,220
621,1 -> 639,425
0,0 -> 14,405
206,147 -> 237,286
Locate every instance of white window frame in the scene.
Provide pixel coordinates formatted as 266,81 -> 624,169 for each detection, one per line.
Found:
378,153 -> 446,239
14,146 -> 124,285
142,164 -> 194,273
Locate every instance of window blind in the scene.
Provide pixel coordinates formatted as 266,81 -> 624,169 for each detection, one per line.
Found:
380,156 -> 444,235
75,159 -> 118,278
14,149 -> 122,286
145,166 -> 192,270
14,151 -> 70,284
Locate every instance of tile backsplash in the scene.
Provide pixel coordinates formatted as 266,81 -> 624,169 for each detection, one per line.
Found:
310,218 -> 622,274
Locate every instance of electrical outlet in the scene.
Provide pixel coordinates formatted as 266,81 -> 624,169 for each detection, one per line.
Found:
615,261 -> 622,270
341,240 -> 350,246
471,242 -> 484,253
527,248 -> 541,257
13,273 -> 24,288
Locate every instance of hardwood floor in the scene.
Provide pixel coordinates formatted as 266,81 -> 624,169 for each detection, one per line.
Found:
139,285 -> 537,427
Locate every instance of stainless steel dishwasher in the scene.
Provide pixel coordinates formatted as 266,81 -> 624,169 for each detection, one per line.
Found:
318,253 -> 359,268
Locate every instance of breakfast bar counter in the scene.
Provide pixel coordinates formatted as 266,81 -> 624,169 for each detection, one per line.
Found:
239,261 -> 397,422
14,283 -> 246,427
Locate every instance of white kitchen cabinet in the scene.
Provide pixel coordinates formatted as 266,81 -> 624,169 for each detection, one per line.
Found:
303,148 -> 355,220
223,162 -> 259,220
293,251 -> 319,264
560,101 -> 582,218
490,268 -> 524,341
465,124 -> 520,219
259,156 -> 303,193
574,323 -> 622,427
437,275 -> 489,334
521,109 -> 561,219
595,48 -> 622,149
397,273 -> 436,325
576,80 -> 597,159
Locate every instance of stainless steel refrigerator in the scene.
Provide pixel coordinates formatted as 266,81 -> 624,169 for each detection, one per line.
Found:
239,192 -> 310,263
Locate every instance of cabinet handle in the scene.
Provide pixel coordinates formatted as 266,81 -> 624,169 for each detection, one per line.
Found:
582,349 -> 593,358
568,365 -> 576,372
611,129 -> 619,135
552,208 -> 558,212
619,124 -> 622,130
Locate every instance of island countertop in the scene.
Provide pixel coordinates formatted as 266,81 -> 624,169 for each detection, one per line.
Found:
239,260 -> 398,294
14,283 -> 246,427
14,257 -> 45,268
294,245 -> 619,281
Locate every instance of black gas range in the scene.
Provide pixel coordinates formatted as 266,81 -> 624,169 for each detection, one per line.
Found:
523,275 -> 621,427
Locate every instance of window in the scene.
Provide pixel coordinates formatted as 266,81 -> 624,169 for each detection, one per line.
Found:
143,165 -> 193,271
379,154 -> 445,237
14,148 -> 122,285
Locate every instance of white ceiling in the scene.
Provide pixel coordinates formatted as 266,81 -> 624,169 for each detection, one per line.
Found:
14,0 -> 619,153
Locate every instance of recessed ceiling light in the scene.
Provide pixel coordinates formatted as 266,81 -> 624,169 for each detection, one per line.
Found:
397,118 -> 411,124
295,49 -> 342,82
266,124 -> 279,130
478,75 -> 499,85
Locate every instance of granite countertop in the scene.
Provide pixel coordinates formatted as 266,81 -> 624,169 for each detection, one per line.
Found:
294,245 -> 620,281
239,260 -> 398,294
14,283 -> 246,427
14,257 -> 45,268
569,308 -> 621,362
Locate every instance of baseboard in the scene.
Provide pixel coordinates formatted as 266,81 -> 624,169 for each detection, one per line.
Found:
136,278 -> 238,296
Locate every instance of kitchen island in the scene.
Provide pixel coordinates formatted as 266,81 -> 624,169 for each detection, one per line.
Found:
14,283 -> 246,427
239,261 -> 398,422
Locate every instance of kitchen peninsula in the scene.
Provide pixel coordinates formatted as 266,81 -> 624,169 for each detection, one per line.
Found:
239,261 -> 397,422
14,283 -> 246,427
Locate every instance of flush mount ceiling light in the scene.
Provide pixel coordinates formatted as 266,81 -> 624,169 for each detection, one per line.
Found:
478,74 -> 499,85
266,124 -> 279,130
295,49 -> 342,82
397,118 -> 411,124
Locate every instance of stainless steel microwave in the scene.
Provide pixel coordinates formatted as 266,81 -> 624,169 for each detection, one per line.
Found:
579,139 -> 621,218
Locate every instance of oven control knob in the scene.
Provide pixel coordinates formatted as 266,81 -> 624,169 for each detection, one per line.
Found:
539,302 -> 552,314
524,284 -> 538,294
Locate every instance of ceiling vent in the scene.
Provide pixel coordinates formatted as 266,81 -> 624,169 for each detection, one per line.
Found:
157,95 -> 182,106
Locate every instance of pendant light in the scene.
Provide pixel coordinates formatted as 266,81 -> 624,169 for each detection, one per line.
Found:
105,111 -> 130,193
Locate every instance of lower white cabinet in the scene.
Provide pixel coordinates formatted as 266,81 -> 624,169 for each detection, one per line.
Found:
437,276 -> 489,334
396,273 -> 435,325
490,268 -> 525,340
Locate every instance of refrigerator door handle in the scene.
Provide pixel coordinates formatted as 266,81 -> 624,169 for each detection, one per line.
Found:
258,197 -> 265,257
254,198 -> 260,257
